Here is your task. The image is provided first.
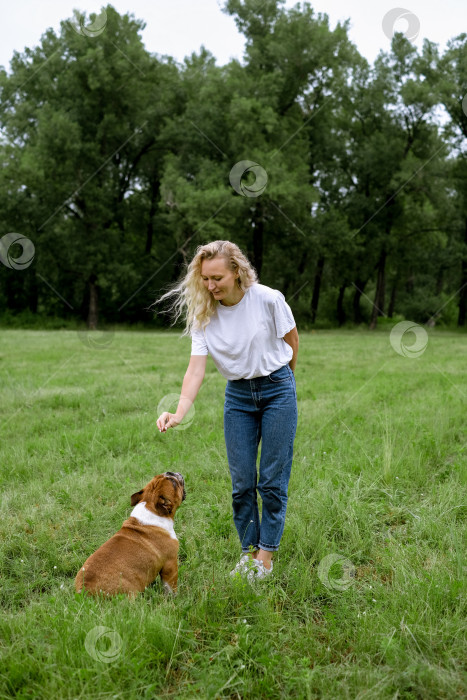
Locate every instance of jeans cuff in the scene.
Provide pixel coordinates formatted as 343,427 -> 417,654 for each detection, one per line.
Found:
258,543 -> 280,552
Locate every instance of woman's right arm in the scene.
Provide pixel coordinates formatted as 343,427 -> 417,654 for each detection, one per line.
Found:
156,355 -> 207,432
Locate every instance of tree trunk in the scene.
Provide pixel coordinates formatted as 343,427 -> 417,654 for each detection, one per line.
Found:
298,251 -> 308,275
337,284 -> 347,326
352,278 -> 366,324
388,277 -> 398,318
27,272 -> 39,313
311,256 -> 325,324
458,278 -> 466,327
369,249 -> 386,330
87,274 -> 98,330
457,218 -> 467,327
6,271 -> 18,310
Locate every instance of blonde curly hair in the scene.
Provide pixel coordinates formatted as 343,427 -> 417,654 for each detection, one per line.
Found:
156,240 -> 258,335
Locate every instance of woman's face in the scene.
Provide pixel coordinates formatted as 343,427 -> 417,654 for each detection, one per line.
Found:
200,257 -> 240,305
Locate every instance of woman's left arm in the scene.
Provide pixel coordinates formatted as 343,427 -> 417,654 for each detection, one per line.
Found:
283,326 -> 299,373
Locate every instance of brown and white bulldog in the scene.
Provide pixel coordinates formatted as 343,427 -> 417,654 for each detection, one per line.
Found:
75,472 -> 186,596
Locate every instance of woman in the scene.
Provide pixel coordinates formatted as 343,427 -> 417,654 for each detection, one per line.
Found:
156,240 -> 298,581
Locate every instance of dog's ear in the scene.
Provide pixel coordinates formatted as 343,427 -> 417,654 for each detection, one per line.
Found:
155,496 -> 173,516
130,489 -> 144,506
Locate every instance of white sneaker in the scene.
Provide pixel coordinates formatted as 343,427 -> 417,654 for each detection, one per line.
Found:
230,554 -> 256,577
247,559 -> 273,583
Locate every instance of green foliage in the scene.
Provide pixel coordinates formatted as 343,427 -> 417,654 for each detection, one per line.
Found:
0,3 -> 466,328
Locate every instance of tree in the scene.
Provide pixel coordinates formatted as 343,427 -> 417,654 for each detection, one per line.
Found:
0,5 -> 180,325
425,34 -> 467,325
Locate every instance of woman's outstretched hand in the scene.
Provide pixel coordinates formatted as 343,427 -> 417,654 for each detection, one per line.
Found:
156,412 -> 181,433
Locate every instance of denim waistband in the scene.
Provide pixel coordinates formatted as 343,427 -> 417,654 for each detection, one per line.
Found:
228,364 -> 291,384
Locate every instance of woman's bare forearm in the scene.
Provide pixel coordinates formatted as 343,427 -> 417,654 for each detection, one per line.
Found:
175,369 -> 205,419
288,347 -> 298,372
157,355 -> 207,433
283,327 -> 299,372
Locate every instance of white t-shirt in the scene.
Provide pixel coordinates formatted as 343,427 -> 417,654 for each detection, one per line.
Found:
191,283 -> 296,380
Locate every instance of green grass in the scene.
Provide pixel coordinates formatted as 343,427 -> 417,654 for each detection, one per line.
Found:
0,328 -> 465,699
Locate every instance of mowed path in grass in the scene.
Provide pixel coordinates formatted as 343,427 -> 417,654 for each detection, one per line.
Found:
0,328 -> 465,699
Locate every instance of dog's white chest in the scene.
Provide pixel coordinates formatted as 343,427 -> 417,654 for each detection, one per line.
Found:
130,502 -> 178,540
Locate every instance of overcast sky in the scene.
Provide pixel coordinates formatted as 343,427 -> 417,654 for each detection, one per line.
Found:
0,0 -> 464,72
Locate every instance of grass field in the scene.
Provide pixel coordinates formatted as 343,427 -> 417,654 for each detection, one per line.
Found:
0,327 -> 465,699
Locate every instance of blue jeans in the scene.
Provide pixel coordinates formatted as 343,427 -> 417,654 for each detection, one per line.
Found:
223,364 -> 298,552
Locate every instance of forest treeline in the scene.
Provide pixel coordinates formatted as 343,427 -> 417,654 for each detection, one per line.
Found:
0,0 -> 466,329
